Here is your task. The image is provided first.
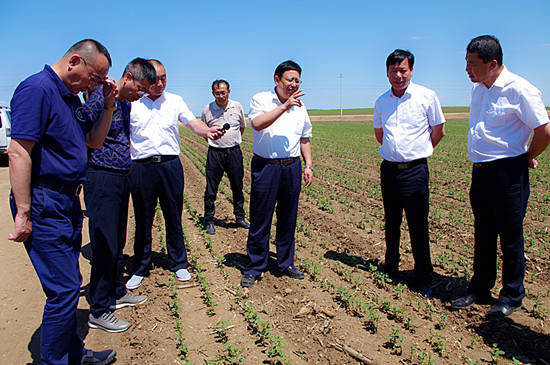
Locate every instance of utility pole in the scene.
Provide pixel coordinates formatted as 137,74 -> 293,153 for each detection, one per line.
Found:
339,73 -> 343,117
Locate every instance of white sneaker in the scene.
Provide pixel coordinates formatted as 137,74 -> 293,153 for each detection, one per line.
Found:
125,275 -> 144,290
88,311 -> 130,333
176,268 -> 191,281
109,293 -> 148,310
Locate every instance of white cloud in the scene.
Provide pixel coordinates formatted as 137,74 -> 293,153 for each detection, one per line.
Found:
542,43 -> 550,47
409,36 -> 425,40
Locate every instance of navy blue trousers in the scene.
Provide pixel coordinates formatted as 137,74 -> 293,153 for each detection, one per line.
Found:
380,159 -> 433,280
84,167 -> 129,317
10,187 -> 85,365
130,157 -> 188,276
244,157 -> 301,277
204,145 -> 245,223
468,153 -> 529,306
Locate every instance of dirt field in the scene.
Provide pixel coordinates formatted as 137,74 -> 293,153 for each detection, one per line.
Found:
0,114 -> 549,364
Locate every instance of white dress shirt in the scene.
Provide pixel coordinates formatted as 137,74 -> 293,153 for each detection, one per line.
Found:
201,99 -> 246,148
248,90 -> 312,159
373,82 -> 445,162
468,67 -> 550,163
130,91 -> 195,160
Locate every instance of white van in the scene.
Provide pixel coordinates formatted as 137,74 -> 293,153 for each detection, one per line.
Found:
0,105 -> 11,156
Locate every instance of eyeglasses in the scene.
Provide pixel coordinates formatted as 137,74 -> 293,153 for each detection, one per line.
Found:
131,78 -> 149,96
283,77 -> 302,85
80,57 -> 107,85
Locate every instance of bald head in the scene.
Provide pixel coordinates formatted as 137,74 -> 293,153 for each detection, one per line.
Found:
65,39 -> 112,67
51,39 -> 111,94
147,59 -> 167,100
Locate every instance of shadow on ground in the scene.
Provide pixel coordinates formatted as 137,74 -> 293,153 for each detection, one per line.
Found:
323,249 -> 469,302
26,309 -> 91,365
472,318 -> 550,364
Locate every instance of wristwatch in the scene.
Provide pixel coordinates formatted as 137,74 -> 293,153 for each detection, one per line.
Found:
305,165 -> 314,171
104,104 -> 117,112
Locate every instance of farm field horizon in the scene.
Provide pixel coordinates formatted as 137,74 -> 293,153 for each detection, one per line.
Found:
1,112 -> 548,364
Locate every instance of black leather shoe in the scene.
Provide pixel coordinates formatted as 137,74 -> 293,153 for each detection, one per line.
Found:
236,218 -> 250,229
205,222 -> 215,235
378,263 -> 398,277
281,266 -> 304,280
486,303 -> 521,318
451,293 -> 493,309
81,349 -> 116,364
241,274 -> 257,288
451,294 -> 477,309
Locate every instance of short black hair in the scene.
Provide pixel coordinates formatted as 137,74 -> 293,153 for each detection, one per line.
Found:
123,58 -> 157,84
274,60 -> 301,78
386,49 -> 414,70
212,79 -> 230,91
66,39 -> 112,67
467,35 -> 503,66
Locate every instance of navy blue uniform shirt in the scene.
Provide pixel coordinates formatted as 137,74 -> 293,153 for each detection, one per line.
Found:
83,89 -> 131,171
10,65 -> 91,182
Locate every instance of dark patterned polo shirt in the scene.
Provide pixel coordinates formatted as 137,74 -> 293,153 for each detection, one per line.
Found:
83,89 -> 131,171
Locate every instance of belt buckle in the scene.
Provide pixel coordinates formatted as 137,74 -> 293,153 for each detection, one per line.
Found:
75,184 -> 83,196
151,156 -> 162,163
396,163 -> 408,170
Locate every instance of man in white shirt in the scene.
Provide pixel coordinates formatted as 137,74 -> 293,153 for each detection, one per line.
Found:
452,35 -> 550,317
201,79 -> 249,235
373,49 -> 446,297
241,60 -> 313,288
126,59 -> 225,290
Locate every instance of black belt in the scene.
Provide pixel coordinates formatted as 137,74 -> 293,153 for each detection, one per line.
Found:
34,177 -> 82,196
134,155 -> 179,163
209,145 -> 240,152
383,158 -> 427,170
472,153 -> 527,168
253,154 -> 300,166
88,165 -> 131,175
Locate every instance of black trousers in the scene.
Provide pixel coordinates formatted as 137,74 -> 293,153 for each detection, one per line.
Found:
130,157 -> 188,276
468,153 -> 529,306
204,145 -> 245,223
84,167 -> 129,317
380,159 -> 432,280
244,157 -> 302,276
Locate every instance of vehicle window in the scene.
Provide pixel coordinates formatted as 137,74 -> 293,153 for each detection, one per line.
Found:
0,113 -> 3,128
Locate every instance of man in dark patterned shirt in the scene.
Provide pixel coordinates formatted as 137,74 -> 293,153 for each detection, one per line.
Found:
83,58 -> 157,333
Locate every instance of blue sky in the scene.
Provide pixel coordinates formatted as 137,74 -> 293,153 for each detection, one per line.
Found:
1,1 -> 549,111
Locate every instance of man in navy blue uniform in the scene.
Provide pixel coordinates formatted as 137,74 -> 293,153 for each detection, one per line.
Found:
83,58 -> 157,333
9,39 -> 117,365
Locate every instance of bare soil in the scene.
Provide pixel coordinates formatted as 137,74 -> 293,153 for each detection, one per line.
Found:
1,115 -> 549,365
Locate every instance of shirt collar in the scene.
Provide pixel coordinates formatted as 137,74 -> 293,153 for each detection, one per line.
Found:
143,91 -> 166,104
211,99 -> 232,111
44,65 -> 72,97
491,66 -> 509,89
390,81 -> 415,98
270,88 -> 282,105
